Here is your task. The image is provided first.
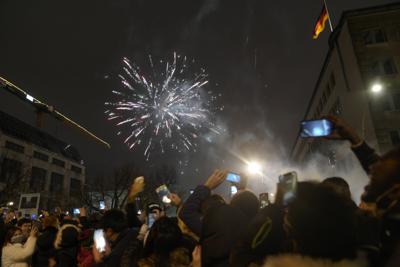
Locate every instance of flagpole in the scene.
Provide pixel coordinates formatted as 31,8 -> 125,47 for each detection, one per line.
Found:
323,0 -> 334,32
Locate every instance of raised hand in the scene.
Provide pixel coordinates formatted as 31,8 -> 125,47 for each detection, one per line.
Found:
204,170 -> 228,190
325,115 -> 362,145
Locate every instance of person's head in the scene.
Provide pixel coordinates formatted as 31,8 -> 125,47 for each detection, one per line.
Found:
230,190 -> 259,219
3,226 -> 23,246
101,209 -> 127,242
54,224 -> 80,249
144,217 -> 183,258
17,218 -> 32,237
286,182 -> 357,261
42,215 -> 59,229
148,203 -> 164,221
322,177 -> 352,200
363,147 -> 400,202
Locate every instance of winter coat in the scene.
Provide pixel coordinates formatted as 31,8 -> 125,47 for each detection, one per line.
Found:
179,185 -> 211,237
261,254 -> 367,267
33,226 -> 58,267
54,224 -> 80,267
137,247 -> 191,267
1,236 -> 37,267
201,202 -> 249,267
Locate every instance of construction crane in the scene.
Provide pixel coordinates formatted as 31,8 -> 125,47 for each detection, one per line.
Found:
0,76 -> 111,148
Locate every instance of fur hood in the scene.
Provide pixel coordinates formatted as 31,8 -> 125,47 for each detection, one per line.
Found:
54,224 -> 81,249
262,254 -> 368,267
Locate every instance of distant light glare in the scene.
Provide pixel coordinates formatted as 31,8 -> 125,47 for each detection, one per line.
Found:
7,201 -> 14,206
26,94 -> 34,102
371,83 -> 383,94
247,162 -> 262,174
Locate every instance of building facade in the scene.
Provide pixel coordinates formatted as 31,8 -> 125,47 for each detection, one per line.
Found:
292,3 -> 400,166
0,110 -> 85,210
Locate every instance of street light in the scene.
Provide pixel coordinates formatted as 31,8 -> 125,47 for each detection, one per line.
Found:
247,161 -> 262,174
371,83 -> 383,94
7,201 -> 14,206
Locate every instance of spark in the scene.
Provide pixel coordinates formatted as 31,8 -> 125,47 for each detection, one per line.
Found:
105,52 -> 220,158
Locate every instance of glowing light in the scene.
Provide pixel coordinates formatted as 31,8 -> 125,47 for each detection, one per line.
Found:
26,94 -> 34,102
105,53 -> 220,159
371,83 -> 383,94
7,201 -> 14,206
247,161 -> 262,174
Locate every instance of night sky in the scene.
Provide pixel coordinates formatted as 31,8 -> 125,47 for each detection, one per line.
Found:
0,0 -> 397,188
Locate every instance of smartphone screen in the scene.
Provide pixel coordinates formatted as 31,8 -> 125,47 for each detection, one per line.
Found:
99,201 -> 105,210
73,208 -> 80,216
226,172 -> 241,183
94,229 -> 106,253
156,185 -> 171,204
259,193 -> 270,208
148,213 -> 156,228
300,119 -> 333,138
278,172 -> 298,205
230,185 -> 238,197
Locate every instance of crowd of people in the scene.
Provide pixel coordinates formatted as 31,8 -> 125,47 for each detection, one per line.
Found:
0,115 -> 399,267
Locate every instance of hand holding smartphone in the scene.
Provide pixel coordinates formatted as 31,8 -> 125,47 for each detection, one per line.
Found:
156,185 -> 171,204
278,171 -> 298,206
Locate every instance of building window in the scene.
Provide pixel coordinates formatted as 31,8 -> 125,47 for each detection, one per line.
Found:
329,73 -> 336,88
52,158 -> 65,168
71,165 -> 82,174
30,167 -> 46,192
383,59 -> 398,75
390,131 -> 400,146
33,151 -> 49,162
364,28 -> 386,45
371,58 -> 398,76
322,91 -> 327,105
5,141 -> 24,153
50,172 -> 64,193
330,98 -> 343,115
0,158 -> 22,183
70,178 -> 82,196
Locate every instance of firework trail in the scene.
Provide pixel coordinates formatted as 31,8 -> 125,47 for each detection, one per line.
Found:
105,52 -> 220,159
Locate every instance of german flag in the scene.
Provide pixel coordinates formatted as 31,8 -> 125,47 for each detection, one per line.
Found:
312,5 -> 329,39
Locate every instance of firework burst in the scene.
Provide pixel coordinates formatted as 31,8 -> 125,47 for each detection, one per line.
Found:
105,52 -> 220,159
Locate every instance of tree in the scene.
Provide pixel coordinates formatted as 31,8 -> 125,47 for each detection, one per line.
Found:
0,153 -> 31,207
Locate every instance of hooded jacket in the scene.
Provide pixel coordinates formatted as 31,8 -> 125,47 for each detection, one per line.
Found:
1,236 -> 37,267
54,224 -> 81,267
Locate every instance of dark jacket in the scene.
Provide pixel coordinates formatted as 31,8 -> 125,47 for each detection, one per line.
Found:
54,224 -> 80,267
33,226 -> 58,267
95,228 -> 140,267
200,202 -> 249,267
179,185 -> 211,237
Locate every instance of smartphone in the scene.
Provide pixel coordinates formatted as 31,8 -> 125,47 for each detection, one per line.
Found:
99,201 -> 105,210
226,172 -> 241,184
189,190 -> 194,195
156,185 -> 171,204
278,172 -> 298,205
300,119 -> 333,138
259,193 -> 270,208
94,229 -> 106,253
148,213 -> 156,228
230,185 -> 238,197
31,214 -> 37,220
73,208 -> 80,216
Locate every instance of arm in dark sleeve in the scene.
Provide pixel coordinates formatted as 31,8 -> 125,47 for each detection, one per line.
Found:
126,203 -> 142,228
351,142 -> 381,174
79,216 -> 90,230
178,185 -> 211,236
